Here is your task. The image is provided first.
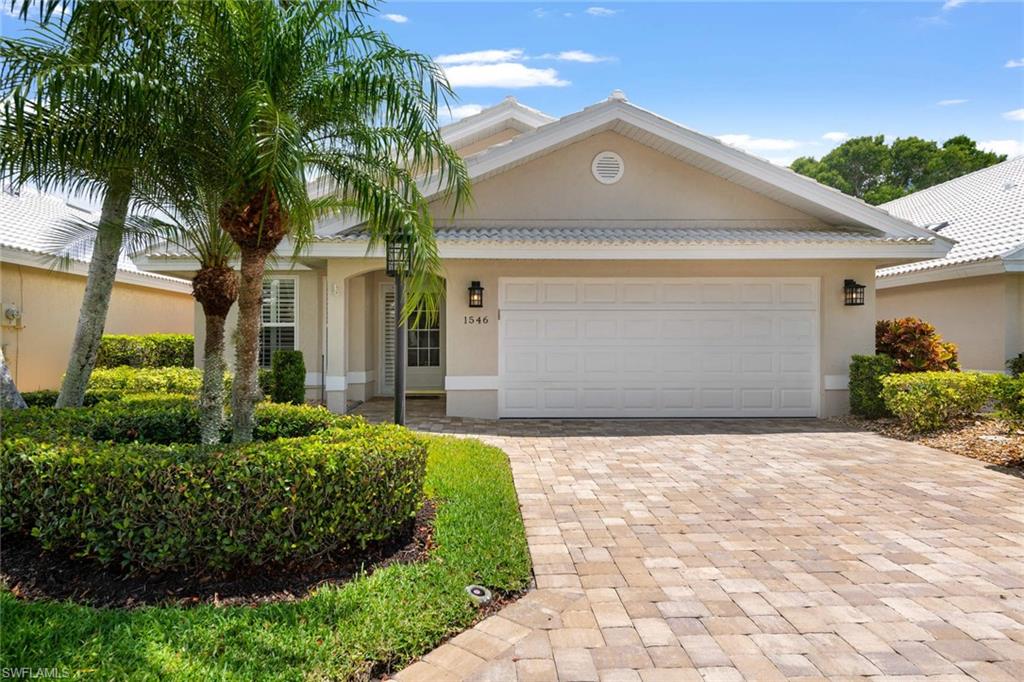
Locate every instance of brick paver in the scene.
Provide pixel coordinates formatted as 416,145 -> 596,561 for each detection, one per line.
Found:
364,400 -> 1024,682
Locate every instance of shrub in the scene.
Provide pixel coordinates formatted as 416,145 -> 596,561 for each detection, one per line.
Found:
994,375 -> 1024,429
20,390 -> 59,408
849,354 -> 897,418
270,350 -> 306,404
87,367 -> 224,396
880,371 -> 998,432
1,425 -> 427,572
252,403 -> 362,441
258,367 -> 274,397
876,318 -> 959,372
1007,353 -> 1024,378
96,334 -> 194,369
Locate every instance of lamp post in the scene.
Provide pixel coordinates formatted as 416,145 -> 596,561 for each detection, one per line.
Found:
386,236 -> 412,425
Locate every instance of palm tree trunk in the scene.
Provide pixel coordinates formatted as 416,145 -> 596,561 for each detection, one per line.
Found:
199,312 -> 227,444
231,245 -> 267,443
0,348 -> 26,410
56,172 -> 132,407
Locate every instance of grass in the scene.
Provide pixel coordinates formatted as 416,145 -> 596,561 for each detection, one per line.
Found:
0,436 -> 531,681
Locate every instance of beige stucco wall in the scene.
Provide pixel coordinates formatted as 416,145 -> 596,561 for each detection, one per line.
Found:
432,130 -> 826,227
442,259 -> 878,419
0,262 -> 193,390
453,127 -> 522,157
877,273 -> 1022,372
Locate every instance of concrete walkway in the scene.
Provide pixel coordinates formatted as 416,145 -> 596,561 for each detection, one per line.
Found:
355,400 -> 1024,681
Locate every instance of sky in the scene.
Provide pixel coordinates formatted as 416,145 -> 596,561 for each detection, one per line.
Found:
2,0 -> 1022,170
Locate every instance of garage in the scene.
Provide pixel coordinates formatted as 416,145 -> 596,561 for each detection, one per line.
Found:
498,277 -> 820,418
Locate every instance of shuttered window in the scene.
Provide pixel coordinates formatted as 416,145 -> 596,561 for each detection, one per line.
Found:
259,278 -> 297,368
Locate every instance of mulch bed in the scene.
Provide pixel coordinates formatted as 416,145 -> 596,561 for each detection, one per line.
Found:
1,500 -> 436,610
834,415 -> 1024,470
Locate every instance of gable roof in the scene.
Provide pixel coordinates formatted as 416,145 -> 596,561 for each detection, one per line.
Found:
876,156 -> 1024,282
0,187 -> 190,292
440,96 -> 556,151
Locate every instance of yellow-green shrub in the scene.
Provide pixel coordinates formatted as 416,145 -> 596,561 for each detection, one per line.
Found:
880,371 -> 998,432
87,367 -> 228,396
95,334 -> 194,368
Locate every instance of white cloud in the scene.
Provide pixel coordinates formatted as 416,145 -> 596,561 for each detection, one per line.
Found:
436,49 -> 525,66
443,63 -> 569,88
943,0 -> 968,9
937,98 -> 968,106
1003,108 -> 1024,121
537,50 -> 613,63
822,131 -> 850,143
532,8 -> 549,19
979,139 -> 1024,157
381,13 -> 408,24
442,104 -> 485,122
717,134 -> 801,152
1006,58 -> 1024,68
586,7 -> 618,16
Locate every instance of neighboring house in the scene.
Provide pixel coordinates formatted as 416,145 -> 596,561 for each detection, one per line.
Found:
876,157 -> 1024,372
137,93 -> 950,418
0,188 -> 194,390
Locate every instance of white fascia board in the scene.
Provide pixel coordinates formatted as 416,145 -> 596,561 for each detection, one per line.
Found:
441,100 -> 555,147
875,259 -> 1007,289
132,254 -> 313,274
303,239 -> 948,262
1,246 -> 193,294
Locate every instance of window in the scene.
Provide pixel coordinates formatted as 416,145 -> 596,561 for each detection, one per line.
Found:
407,310 -> 440,368
259,278 -> 296,368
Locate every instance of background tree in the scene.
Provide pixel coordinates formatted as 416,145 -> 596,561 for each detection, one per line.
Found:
181,0 -> 470,442
0,0 -> 188,406
791,134 -> 1005,204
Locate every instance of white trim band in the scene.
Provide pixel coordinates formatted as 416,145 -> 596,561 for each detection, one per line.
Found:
324,375 -> 347,391
346,371 -> 372,384
445,375 -> 499,391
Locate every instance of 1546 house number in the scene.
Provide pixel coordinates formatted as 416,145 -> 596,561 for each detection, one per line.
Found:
463,315 -> 489,325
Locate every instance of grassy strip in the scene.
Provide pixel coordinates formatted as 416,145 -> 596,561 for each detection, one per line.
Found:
0,436 -> 530,680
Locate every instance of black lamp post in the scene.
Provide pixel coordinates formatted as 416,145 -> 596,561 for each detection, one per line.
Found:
386,236 -> 412,425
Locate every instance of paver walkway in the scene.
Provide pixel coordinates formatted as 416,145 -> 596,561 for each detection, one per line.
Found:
355,400 -> 1024,681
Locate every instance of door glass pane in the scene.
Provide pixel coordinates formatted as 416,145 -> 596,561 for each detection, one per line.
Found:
406,304 -> 440,368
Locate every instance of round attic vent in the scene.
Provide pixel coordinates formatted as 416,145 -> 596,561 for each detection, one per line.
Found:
591,151 -> 624,184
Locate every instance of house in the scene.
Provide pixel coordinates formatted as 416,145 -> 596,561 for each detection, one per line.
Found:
876,156 -> 1024,372
136,93 -> 950,418
0,188 -> 194,390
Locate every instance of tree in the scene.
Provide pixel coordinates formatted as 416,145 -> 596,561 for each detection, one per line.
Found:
791,134 -> 1006,204
0,1 -> 189,406
180,0 -> 470,442
0,348 -> 27,410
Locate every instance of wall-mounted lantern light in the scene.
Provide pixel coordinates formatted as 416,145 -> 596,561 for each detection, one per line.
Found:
385,236 -> 412,277
468,281 -> 484,308
844,279 -> 866,306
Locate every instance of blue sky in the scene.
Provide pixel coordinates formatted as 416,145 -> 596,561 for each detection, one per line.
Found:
369,1 -> 1024,164
2,0 -> 1022,167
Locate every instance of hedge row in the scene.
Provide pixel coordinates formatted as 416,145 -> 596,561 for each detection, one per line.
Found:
96,334 -> 193,369
2,425 -> 427,572
86,366 -> 215,395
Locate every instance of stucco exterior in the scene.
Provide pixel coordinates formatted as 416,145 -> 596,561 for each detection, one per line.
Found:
877,273 -> 1023,372
0,262 -> 193,390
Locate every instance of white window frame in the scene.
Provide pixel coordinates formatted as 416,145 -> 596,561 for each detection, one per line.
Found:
260,275 -> 299,368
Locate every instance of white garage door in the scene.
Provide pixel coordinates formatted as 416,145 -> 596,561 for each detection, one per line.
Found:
498,278 -> 820,418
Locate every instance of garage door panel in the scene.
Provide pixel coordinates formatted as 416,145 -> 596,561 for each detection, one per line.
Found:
498,278 -> 819,418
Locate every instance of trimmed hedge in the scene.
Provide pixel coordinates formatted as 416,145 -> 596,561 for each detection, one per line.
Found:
1007,353 -> 1024,378
994,375 -> 1024,429
96,334 -> 194,369
19,389 -> 127,409
271,350 -> 306,404
1,425 -> 427,572
880,371 -> 998,432
87,367 -> 222,396
849,354 -> 897,418
2,399 -> 361,445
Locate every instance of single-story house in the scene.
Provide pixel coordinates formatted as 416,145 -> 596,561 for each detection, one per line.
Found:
137,93 -> 951,419
877,156 -> 1023,372
0,188 -> 194,390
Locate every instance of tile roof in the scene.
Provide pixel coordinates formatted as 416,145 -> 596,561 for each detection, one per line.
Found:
327,225 -> 934,245
0,187 -> 187,284
877,156 -> 1024,278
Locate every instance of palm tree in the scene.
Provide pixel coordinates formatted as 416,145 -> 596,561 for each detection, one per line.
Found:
181,0 -> 470,442
0,348 -> 27,410
0,0 -> 188,407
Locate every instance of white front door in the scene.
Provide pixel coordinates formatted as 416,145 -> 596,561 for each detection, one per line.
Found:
498,277 -> 820,418
381,284 -> 445,394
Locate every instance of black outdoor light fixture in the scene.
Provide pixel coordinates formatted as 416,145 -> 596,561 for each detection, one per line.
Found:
844,279 -> 866,306
386,235 -> 412,425
468,280 -> 484,308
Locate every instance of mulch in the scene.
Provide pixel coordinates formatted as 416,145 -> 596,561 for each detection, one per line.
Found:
834,415 -> 1024,470
1,500 -> 436,610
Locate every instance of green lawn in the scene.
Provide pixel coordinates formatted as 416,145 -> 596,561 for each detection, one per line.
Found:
0,436 -> 531,681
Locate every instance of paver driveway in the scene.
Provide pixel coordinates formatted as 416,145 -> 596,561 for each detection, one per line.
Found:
356,402 -> 1024,681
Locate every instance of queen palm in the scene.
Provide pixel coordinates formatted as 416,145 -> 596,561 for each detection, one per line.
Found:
0,0 -> 189,407
182,0 -> 470,442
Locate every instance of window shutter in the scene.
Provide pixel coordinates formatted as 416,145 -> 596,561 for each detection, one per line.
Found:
383,288 -> 396,389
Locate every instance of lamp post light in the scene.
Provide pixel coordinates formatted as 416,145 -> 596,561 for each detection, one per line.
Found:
468,280 -> 484,308
386,236 -> 412,426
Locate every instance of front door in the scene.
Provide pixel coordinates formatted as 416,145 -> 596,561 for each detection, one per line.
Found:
381,284 -> 445,394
